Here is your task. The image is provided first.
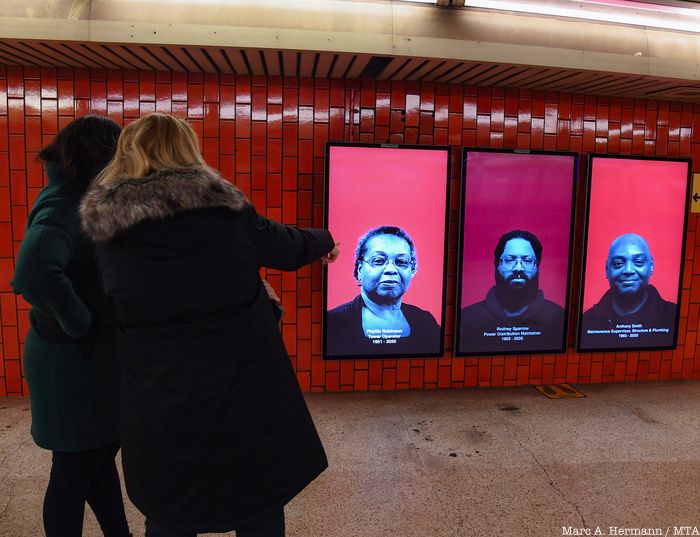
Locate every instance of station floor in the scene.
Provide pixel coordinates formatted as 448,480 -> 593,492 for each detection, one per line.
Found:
1,381 -> 699,537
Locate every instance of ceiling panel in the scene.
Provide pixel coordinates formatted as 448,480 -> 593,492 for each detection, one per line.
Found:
344,55 -> 372,79
466,63 -> 516,86
262,49 -> 281,77
298,52 -> 315,78
280,50 -> 298,77
419,60 -> 464,82
443,63 -> 495,84
333,55 -> 355,78
23,41 -> 92,68
405,59 -> 448,81
136,46 -> 180,71
222,49 -> 249,75
65,43 -> 124,70
97,44 -> 146,71
242,49 -> 264,76
377,56 -> 411,80
118,44 -> 161,71
391,58 -> 430,81
186,47 -> 219,74
0,39 -> 699,103
314,53 -> 336,79
0,41 -> 53,66
488,66 -> 548,87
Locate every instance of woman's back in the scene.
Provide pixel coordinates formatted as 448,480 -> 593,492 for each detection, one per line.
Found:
10,114 -> 130,537
81,162 -> 334,534
99,208 -> 258,328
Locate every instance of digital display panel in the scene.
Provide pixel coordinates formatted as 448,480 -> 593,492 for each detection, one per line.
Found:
577,155 -> 691,352
456,149 -> 577,356
323,143 -> 450,360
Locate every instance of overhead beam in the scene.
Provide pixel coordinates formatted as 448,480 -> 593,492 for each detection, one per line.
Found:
0,0 -> 699,82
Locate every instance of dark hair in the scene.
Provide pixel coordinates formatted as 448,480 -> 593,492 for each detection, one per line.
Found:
38,115 -> 121,191
493,230 -> 543,266
354,225 -> 417,279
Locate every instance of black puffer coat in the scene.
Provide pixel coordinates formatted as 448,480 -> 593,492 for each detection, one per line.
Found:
80,166 -> 334,533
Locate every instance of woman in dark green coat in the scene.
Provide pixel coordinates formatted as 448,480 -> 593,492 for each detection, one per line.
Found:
11,115 -> 131,537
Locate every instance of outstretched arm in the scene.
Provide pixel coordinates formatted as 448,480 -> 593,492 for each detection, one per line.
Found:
249,207 -> 336,271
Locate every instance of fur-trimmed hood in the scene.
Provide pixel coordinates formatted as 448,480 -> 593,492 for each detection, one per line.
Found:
80,166 -> 249,242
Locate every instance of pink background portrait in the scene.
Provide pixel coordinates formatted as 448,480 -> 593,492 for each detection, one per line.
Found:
326,145 -> 449,323
582,157 -> 690,312
460,151 -> 576,309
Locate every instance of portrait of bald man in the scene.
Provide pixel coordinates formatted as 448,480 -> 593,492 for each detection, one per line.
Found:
580,233 -> 677,349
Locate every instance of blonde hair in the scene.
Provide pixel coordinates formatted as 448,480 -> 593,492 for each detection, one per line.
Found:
94,113 -> 204,186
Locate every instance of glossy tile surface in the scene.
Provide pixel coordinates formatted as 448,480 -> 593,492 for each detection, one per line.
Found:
0,68 -> 699,395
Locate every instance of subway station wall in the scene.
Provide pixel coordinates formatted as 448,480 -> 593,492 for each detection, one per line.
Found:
1,65 -> 700,396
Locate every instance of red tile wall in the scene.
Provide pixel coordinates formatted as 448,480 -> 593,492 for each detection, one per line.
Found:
1,65 -> 699,396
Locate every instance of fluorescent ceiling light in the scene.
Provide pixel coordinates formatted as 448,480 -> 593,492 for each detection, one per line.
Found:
463,0 -> 700,33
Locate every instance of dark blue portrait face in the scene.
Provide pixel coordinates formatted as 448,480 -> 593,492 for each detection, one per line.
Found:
605,234 -> 653,298
357,234 -> 417,304
497,238 -> 539,289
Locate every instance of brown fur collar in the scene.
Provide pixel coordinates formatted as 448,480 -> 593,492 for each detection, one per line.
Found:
80,166 -> 249,242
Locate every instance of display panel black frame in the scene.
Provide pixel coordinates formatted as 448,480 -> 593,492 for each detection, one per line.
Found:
323,142 -> 451,360
455,148 -> 578,357
576,154 -> 691,353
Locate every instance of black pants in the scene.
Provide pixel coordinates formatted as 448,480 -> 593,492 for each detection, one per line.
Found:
44,441 -> 130,537
144,507 -> 285,537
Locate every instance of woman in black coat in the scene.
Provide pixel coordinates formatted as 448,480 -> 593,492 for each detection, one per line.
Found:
11,116 -> 131,537
80,113 -> 338,537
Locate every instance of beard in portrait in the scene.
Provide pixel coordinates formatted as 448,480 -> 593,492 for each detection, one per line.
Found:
459,229 -> 565,354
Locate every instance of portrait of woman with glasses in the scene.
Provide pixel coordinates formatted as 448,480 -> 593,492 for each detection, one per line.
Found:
325,225 -> 440,357
457,229 -> 566,355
